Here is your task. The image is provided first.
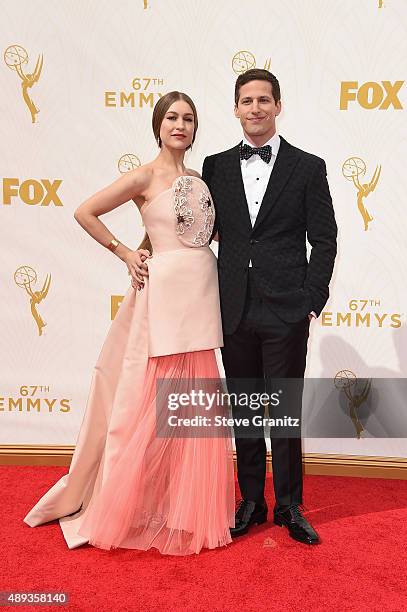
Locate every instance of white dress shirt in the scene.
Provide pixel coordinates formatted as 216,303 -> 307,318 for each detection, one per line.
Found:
240,132 -> 280,231
240,132 -> 280,267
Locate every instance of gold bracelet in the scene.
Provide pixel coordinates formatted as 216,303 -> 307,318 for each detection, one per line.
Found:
107,237 -> 120,252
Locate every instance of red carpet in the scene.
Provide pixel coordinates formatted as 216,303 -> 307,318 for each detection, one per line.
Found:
2,466 -> 407,612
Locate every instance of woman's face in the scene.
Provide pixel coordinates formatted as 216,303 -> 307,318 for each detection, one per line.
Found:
160,100 -> 195,150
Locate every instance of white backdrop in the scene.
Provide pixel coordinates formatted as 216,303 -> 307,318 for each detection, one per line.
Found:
1,0 -> 406,458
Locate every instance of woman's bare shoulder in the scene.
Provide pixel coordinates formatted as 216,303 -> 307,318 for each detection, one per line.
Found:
127,163 -> 154,191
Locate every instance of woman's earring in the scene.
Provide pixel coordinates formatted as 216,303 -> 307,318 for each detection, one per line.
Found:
157,136 -> 160,147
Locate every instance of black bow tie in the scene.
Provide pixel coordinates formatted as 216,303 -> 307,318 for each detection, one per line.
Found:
240,143 -> 272,164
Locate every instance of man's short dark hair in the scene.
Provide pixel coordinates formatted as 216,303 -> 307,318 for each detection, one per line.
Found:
234,69 -> 281,105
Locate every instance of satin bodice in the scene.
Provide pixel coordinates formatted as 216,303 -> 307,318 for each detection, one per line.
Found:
137,175 -> 223,357
141,175 -> 215,254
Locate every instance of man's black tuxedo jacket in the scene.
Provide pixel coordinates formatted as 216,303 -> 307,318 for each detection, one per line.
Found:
202,136 -> 337,335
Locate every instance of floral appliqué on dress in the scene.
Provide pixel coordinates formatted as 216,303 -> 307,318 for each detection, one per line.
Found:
173,176 -> 215,247
173,176 -> 194,235
195,187 -> 214,246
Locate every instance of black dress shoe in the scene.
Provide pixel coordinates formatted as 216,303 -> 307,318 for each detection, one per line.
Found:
274,504 -> 320,545
230,499 -> 268,538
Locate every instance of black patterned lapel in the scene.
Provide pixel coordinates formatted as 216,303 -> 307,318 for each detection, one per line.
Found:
252,136 -> 300,233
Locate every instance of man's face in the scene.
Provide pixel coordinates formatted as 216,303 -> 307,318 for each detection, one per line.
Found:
234,80 -> 281,141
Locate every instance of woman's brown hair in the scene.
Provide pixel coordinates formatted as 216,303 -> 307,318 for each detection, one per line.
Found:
138,91 -> 198,254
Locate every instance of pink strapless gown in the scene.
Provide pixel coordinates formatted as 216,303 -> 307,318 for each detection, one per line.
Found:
23,175 -> 235,555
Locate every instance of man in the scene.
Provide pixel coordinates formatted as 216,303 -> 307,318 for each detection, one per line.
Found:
202,69 -> 337,545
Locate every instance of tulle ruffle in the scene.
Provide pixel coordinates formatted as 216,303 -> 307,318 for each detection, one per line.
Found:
77,349 -> 235,555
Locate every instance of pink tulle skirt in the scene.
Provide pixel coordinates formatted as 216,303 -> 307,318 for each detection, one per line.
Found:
23,283 -> 235,556
77,349 -> 235,555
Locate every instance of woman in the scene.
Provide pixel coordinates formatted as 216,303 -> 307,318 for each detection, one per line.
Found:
23,91 -> 235,555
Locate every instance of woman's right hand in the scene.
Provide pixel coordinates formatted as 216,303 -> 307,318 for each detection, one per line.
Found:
124,249 -> 152,290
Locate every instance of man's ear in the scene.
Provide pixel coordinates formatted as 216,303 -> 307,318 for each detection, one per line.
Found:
275,100 -> 282,117
234,104 -> 240,118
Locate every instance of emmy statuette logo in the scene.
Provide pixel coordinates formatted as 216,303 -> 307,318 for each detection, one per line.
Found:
342,157 -> 381,231
118,154 -> 141,174
232,51 -> 271,75
334,371 -> 371,439
14,266 -> 51,336
4,45 -> 43,123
